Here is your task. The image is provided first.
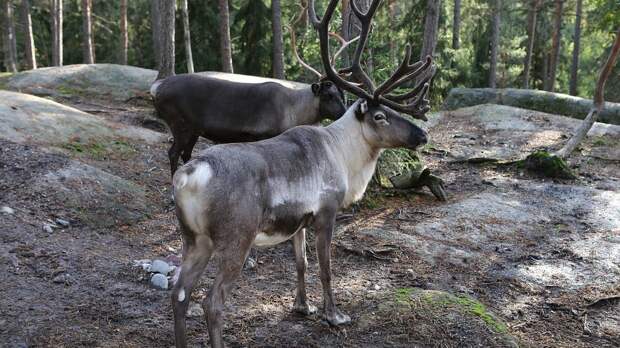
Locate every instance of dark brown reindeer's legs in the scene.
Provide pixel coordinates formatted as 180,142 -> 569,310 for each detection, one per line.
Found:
172,235 -> 213,348
314,210 -> 351,326
292,228 -> 317,315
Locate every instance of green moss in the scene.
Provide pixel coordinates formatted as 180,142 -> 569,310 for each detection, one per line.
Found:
523,150 -> 576,179
0,72 -> 13,90
56,84 -> 85,96
61,139 -> 136,160
394,287 -> 416,305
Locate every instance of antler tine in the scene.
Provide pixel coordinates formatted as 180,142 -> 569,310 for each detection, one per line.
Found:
288,3 -> 322,78
329,32 -> 360,66
379,82 -> 432,121
385,63 -> 436,102
309,0 -> 374,100
375,55 -> 433,99
342,0 -> 383,92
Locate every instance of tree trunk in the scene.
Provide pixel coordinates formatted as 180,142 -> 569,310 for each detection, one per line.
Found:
2,0 -> 18,72
546,0 -> 563,92
271,0 -> 284,79
21,0 -> 36,69
569,0 -> 582,96
300,0 -> 308,28
120,0 -> 128,65
523,0 -> 539,89
156,0 -> 175,80
420,0 -> 440,60
180,0 -> 193,73
556,27 -> 620,158
218,0 -> 233,73
452,0 -> 461,49
489,0 -> 501,88
51,0 -> 63,66
388,0 -> 398,64
151,0 -> 161,68
81,0 -> 94,64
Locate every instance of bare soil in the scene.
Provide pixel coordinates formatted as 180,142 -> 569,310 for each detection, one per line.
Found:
1,93 -> 618,348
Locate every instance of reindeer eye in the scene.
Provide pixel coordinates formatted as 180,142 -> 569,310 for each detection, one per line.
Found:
374,113 -> 386,121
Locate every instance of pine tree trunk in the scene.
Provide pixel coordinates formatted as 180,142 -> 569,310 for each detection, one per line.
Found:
82,0 -> 94,64
21,0 -> 36,69
51,0 -> 63,66
156,0 -> 175,80
546,0 -> 564,92
489,0 -> 501,88
420,0 -> 440,60
452,0 -> 461,49
271,0 -> 284,79
151,0 -> 161,68
218,0 -> 233,73
2,0 -> 18,72
180,0 -> 193,73
120,0 -> 128,65
388,0 -> 397,64
569,0 -> 582,96
523,0 -> 539,89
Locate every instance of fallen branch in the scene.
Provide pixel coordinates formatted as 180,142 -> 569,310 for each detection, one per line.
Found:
555,28 -> 620,159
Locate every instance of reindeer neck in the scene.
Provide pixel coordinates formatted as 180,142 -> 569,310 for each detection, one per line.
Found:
288,87 -> 321,126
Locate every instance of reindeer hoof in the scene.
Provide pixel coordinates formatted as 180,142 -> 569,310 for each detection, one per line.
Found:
293,303 -> 318,316
325,310 -> 351,326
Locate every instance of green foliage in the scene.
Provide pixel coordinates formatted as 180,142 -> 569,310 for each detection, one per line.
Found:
234,0 -> 272,76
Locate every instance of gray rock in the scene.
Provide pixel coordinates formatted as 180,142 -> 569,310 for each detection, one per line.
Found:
1,206 -> 14,214
52,273 -> 72,285
42,224 -> 53,233
55,218 -> 70,227
187,302 -> 204,318
244,257 -> 257,270
150,273 -> 169,290
150,259 -> 173,275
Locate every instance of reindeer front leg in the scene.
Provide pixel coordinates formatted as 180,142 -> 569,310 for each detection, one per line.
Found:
314,209 -> 351,325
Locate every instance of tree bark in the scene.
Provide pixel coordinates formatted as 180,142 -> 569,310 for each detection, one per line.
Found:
180,0 -> 193,73
151,0 -> 161,68
218,0 -> 233,73
271,0 -> 284,79
523,0 -> 539,89
21,0 -> 36,69
569,0 -> 582,96
489,0 -> 501,88
120,0 -> 128,65
2,0 -> 18,72
452,0 -> 461,49
546,0 -> 564,92
81,0 -> 94,64
51,0 -> 63,66
556,27 -> 620,158
420,0 -> 440,60
156,0 -> 175,80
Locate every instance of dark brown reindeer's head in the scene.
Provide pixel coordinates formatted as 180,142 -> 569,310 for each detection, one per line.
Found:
309,0 -> 436,150
312,79 -> 346,120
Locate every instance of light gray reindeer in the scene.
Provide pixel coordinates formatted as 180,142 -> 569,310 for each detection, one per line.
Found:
169,0 -> 435,346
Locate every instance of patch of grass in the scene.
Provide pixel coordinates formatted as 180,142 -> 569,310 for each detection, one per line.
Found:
0,72 -> 13,90
61,139 -> 136,160
394,287 -> 416,306
591,136 -> 610,147
56,85 -> 85,96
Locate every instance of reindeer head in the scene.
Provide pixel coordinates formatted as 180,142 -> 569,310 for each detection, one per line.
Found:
312,79 -> 346,120
308,0 -> 436,150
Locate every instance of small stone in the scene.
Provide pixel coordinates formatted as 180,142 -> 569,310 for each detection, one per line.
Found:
373,284 -> 381,291
42,224 -> 53,233
55,218 -> 70,227
1,206 -> 14,214
187,303 -> 204,318
244,257 -> 257,270
150,259 -> 173,275
52,273 -> 72,285
150,273 -> 169,290
406,268 -> 415,275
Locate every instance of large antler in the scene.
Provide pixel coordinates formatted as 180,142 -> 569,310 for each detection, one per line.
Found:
309,0 -> 436,120
288,2 -> 360,79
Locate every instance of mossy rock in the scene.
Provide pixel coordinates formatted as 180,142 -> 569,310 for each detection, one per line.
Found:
523,151 -> 576,179
356,288 -> 519,347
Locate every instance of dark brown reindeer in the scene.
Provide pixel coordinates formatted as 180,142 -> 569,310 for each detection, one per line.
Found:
169,0 -> 435,347
150,9 -> 360,176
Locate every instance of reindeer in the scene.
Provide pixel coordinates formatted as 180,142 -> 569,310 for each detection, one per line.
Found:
150,9 -> 359,176
169,0 -> 436,347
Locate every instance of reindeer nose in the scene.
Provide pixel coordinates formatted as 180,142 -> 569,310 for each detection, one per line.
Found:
419,131 -> 429,145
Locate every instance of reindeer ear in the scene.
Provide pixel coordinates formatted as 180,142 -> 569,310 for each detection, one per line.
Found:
311,83 -> 321,96
355,99 -> 368,120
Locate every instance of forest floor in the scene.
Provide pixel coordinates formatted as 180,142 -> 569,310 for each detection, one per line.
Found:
1,67 -> 619,347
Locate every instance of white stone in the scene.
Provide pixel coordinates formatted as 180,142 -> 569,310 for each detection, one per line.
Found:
150,273 -> 169,290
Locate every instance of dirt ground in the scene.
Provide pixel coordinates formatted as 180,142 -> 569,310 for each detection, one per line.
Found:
1,92 -> 618,348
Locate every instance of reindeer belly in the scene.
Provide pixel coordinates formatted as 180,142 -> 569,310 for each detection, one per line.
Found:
254,206 -> 313,247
